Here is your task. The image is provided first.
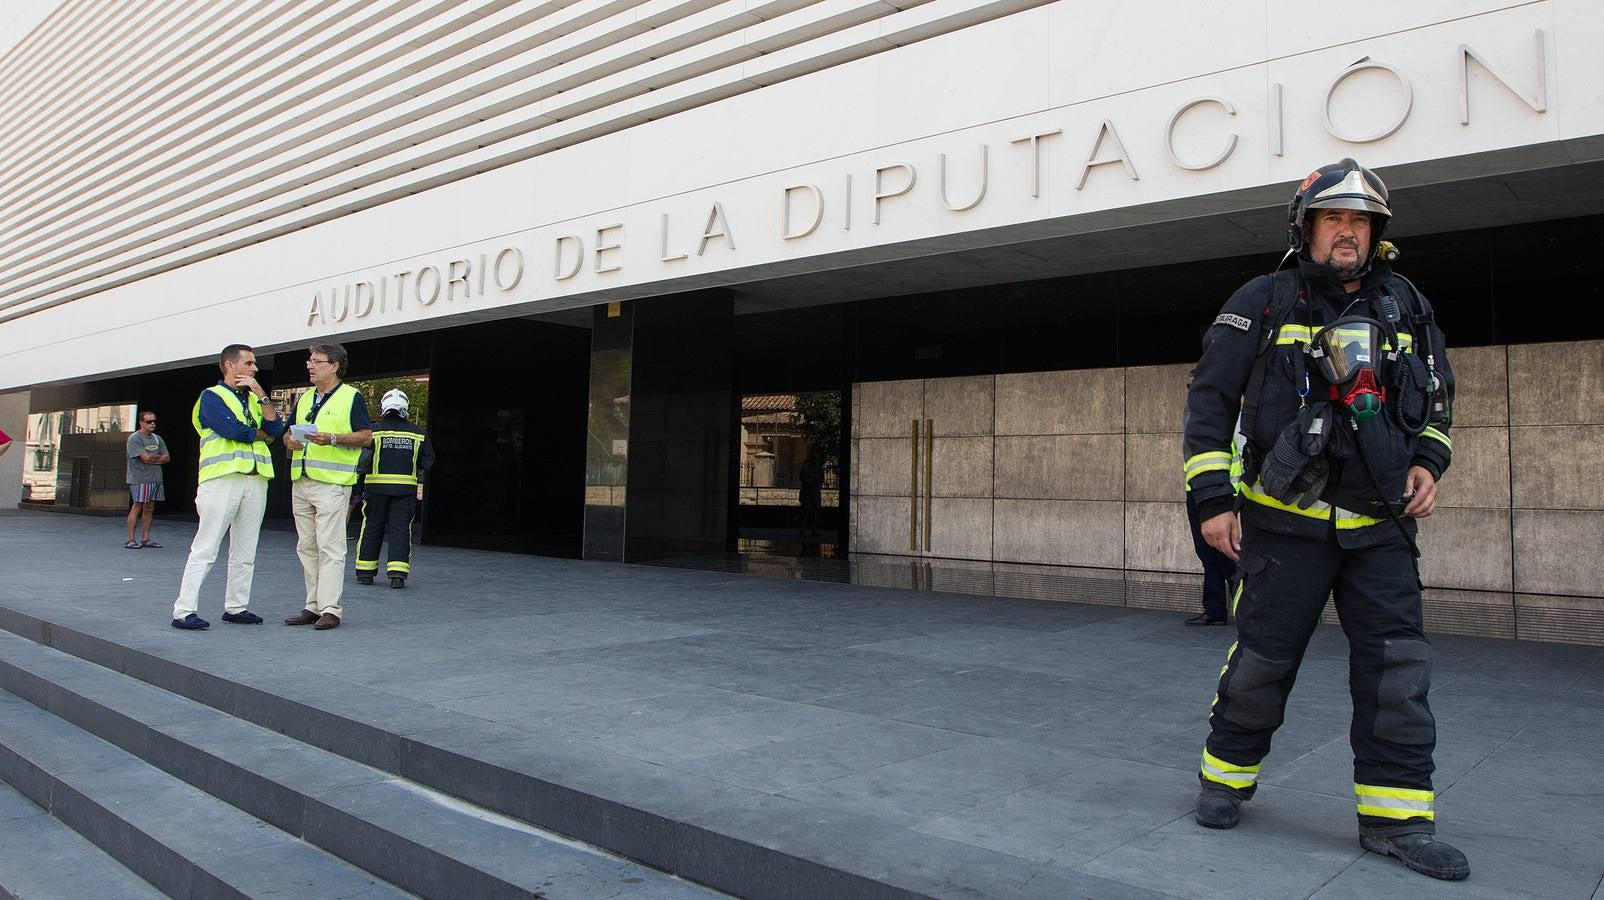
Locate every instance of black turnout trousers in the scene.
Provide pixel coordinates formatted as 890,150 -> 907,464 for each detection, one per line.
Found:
1206,524 -> 1437,830
355,492 -> 416,576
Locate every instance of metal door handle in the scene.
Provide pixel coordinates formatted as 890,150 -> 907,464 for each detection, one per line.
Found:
910,418 -> 920,552
924,418 -> 933,552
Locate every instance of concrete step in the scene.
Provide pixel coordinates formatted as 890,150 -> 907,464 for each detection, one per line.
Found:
0,777 -> 166,900
0,688 -> 409,899
0,631 -> 721,900
0,606 -> 911,900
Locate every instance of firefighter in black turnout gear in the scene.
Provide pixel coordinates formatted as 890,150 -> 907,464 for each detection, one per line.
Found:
1183,159 -> 1467,880
355,389 -> 433,589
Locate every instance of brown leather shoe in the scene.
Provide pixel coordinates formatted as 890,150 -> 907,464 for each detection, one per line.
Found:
284,609 -> 320,626
314,613 -> 341,630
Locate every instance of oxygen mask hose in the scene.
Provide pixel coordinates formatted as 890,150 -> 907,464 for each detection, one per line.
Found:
1349,416 -> 1422,558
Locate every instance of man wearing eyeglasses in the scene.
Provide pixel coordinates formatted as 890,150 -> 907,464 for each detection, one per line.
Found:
125,411 -> 170,549
282,343 -> 373,630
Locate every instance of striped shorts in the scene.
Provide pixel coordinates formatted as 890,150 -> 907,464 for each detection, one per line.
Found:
129,482 -> 165,503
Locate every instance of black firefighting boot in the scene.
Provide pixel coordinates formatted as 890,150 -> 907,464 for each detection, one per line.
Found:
1194,785 -> 1243,829
356,574 -> 374,585
389,576 -> 406,589
1359,828 -> 1470,880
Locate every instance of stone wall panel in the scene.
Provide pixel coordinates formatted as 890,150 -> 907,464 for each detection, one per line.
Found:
994,434 -> 1123,500
1445,345 -> 1508,427
1125,501 -> 1199,575
1434,425 -> 1509,510
993,498 -> 1123,568
1511,425 -> 1604,510
996,369 -> 1123,435
1416,507 -> 1513,592
855,379 -> 922,438
1509,341 -> 1604,426
1126,432 -> 1183,503
1126,364 -> 1191,434
1513,508 -> 1604,596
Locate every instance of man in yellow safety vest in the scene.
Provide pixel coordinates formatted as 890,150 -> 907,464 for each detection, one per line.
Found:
170,344 -> 285,630
281,343 -> 372,630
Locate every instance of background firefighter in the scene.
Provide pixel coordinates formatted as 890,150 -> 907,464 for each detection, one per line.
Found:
354,389 -> 434,589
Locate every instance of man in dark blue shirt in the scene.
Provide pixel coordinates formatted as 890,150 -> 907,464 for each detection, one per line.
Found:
170,344 -> 287,630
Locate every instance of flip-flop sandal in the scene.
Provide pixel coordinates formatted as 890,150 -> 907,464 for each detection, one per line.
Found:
141,540 -> 163,548
124,540 -> 141,549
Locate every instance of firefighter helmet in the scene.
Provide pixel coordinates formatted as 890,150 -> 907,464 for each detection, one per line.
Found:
1286,158 -> 1392,255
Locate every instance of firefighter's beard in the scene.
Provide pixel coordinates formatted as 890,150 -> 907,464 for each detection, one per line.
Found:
1318,241 -> 1367,281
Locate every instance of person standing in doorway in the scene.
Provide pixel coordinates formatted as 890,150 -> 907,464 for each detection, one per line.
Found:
282,344 -> 372,630
171,345 -> 284,630
354,389 -> 433,589
798,455 -> 823,538
1183,370 -> 1236,626
125,411 -> 170,549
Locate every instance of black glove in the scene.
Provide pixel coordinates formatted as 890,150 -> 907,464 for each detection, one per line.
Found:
1258,403 -> 1333,507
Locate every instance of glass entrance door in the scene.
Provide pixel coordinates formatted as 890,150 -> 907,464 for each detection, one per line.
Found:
736,391 -> 842,554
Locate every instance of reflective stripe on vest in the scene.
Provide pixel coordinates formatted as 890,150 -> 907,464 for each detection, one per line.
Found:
1240,480 -> 1386,529
192,386 -> 273,483
365,429 -> 422,486
289,383 -> 362,485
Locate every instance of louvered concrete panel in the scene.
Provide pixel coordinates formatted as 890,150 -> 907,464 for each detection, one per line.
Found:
0,0 -> 147,131
0,1 -> 563,270
0,0 -> 1045,322
0,0 -> 1039,319
0,2 -> 455,221
0,0 -> 276,179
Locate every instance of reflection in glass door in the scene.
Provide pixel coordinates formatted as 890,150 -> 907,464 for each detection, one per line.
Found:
736,391 -> 842,556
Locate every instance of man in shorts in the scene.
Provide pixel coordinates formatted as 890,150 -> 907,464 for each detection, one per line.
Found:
126,410 -> 170,549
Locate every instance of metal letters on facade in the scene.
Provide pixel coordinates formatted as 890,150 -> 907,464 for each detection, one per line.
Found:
306,32 -> 1549,330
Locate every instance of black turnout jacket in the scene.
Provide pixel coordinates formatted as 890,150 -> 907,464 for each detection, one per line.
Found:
1183,257 -> 1454,548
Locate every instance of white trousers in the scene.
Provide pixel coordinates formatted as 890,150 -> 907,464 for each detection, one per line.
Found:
293,478 -> 351,617
172,474 -> 268,619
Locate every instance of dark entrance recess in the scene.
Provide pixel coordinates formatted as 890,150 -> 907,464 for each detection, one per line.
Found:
622,290 -> 738,562
423,320 -> 589,556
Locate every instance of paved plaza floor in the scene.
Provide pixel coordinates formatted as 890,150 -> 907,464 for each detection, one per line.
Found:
1,510 -> 1601,898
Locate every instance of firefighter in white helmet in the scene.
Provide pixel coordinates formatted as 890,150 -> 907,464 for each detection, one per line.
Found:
354,389 -> 434,589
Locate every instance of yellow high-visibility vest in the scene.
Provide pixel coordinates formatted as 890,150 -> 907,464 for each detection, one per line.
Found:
288,383 -> 363,485
192,385 -> 273,483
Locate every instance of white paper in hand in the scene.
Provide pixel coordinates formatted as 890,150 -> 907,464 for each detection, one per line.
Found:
290,423 -> 319,442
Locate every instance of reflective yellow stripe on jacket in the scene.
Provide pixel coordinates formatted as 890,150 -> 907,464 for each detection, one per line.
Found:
1239,481 -> 1386,529
365,430 -> 423,487
1274,324 -> 1413,352
1184,451 -> 1233,489
192,386 -> 273,483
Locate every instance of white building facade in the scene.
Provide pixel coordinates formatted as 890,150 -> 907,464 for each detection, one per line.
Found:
3,1 -> 1602,642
